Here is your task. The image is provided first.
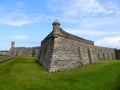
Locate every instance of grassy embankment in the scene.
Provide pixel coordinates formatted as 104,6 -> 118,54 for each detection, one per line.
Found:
0,54 -> 7,56
0,57 -> 120,90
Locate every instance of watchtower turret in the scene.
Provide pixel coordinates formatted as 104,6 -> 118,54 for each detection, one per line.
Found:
52,20 -> 61,36
11,41 -> 15,48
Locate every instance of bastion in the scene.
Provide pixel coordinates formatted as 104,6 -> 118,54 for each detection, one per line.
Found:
39,20 -> 98,72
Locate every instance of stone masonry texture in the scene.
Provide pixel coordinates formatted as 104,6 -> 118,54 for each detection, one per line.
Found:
0,55 -> 15,62
115,49 -> 120,60
10,46 -> 40,58
39,20 -> 116,72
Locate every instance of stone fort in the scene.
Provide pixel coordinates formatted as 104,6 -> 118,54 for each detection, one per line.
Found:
10,20 -> 120,72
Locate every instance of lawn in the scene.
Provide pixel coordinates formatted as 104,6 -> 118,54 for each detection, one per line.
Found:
0,57 -> 120,90
0,54 -> 7,56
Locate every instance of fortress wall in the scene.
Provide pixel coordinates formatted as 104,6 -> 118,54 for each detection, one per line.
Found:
56,28 -> 94,46
95,46 -> 116,60
0,55 -> 15,62
10,46 -> 40,58
33,47 -> 41,58
10,48 -> 18,56
39,20 -> 98,72
115,49 -> 120,60
10,47 -> 33,57
18,47 -> 33,57
39,36 -> 54,71
49,35 -> 98,72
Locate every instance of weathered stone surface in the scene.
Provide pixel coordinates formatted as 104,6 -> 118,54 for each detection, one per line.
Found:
39,20 -> 98,72
115,49 -> 120,60
39,36 -> 54,71
95,46 -> 116,60
33,47 -> 41,58
10,46 -> 40,58
0,55 -> 15,62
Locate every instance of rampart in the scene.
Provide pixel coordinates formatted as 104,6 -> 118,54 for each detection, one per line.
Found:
0,55 -> 15,62
39,20 -> 97,72
10,46 -> 40,58
95,46 -> 116,60
42,28 -> 94,46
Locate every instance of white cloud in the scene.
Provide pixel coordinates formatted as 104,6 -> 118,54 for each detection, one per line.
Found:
0,1 -> 54,26
12,35 -> 28,40
64,0 -> 107,17
104,1 -> 120,14
0,0 -> 119,26
61,15 -> 120,32
47,0 -> 120,17
13,41 -> 40,48
65,28 -> 120,49
16,2 -> 25,7
0,2 -> 40,26
65,29 -> 120,36
3,20 -> 32,26
0,41 -> 11,50
47,0 -> 120,31
0,12 -> 48,26
95,35 -> 120,49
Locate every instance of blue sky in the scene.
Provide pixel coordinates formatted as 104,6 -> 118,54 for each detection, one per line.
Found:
0,0 -> 120,50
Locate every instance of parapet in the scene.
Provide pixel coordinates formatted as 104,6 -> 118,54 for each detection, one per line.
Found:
41,20 -> 94,46
11,41 -> 15,48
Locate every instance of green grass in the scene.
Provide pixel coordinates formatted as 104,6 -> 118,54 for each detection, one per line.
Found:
0,57 -> 120,90
0,54 -> 7,56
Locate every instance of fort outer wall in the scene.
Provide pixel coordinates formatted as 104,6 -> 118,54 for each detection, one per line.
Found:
10,46 -> 40,58
95,46 -> 116,60
115,49 -> 120,60
39,20 -> 98,72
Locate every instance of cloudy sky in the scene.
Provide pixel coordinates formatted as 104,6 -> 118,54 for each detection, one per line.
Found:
0,0 -> 120,50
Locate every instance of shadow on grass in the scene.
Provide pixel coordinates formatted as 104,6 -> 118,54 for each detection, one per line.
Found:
35,58 -> 48,72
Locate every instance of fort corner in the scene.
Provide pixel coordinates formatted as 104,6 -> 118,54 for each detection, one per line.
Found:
39,20 -> 100,72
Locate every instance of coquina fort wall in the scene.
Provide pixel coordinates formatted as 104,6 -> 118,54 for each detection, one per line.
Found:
10,41 -> 40,58
115,49 -> 120,60
39,20 -> 116,72
10,20 -> 120,72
